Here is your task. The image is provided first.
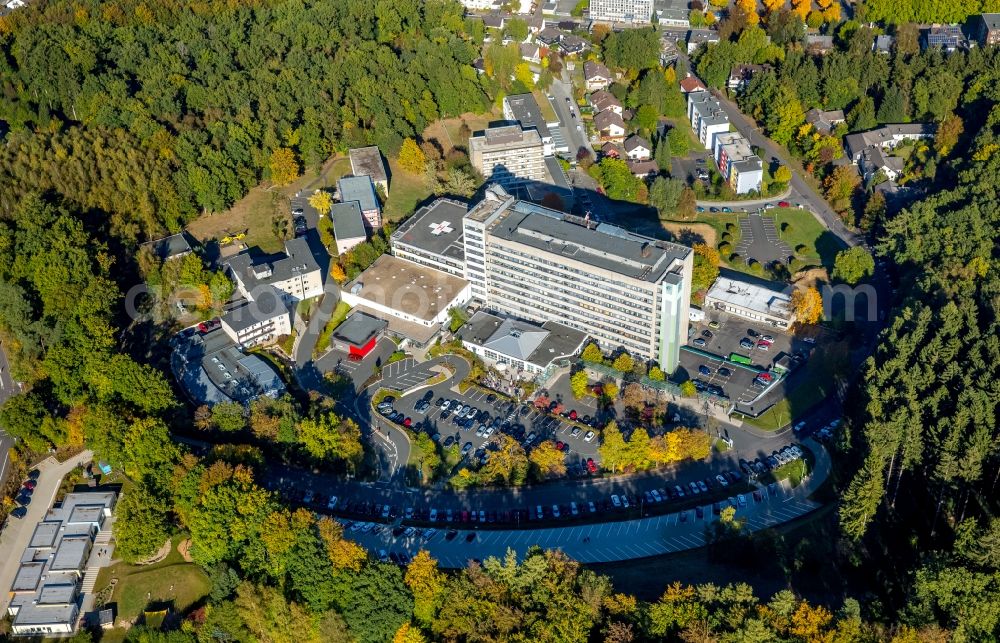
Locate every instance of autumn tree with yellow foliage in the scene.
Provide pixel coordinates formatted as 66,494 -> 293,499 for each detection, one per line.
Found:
792,286 -> 824,325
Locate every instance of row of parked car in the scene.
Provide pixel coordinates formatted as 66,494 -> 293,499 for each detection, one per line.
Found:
739,443 -> 805,476
7,469 -> 41,520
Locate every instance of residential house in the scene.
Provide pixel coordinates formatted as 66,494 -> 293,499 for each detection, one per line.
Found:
348,146 -> 389,194
624,134 -> 652,160
627,159 -> 660,178
873,34 -> 894,54
482,14 -> 506,30
594,110 -> 627,141
686,29 -> 719,54
536,26 -> 564,46
805,108 -> 846,135
526,15 -> 546,33
338,175 -> 382,230
727,63 -> 768,92
584,61 -> 613,91
923,24 -> 964,52
520,42 -> 541,63
589,89 -> 623,115
143,232 -> 194,262
976,13 -> 1000,46
859,146 -> 905,182
330,201 -> 368,255
805,34 -> 835,54
559,34 -> 590,56
600,141 -> 625,159
679,75 -> 707,94
844,123 -> 936,163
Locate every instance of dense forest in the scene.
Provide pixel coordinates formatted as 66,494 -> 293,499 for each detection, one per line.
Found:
0,0 -> 489,238
1,0 -> 1000,640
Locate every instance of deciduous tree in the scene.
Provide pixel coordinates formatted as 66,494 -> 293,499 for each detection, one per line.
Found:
791,286 -> 824,325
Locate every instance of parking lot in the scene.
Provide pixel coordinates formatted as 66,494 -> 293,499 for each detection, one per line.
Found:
380,380 -> 603,477
677,313 -> 808,404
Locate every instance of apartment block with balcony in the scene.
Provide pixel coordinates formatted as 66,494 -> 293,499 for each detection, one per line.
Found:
464,186 -> 692,372
687,90 -> 730,150
713,132 -> 763,194
225,237 -> 324,305
469,124 -> 547,188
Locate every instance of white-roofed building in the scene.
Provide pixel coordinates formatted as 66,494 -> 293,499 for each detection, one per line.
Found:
457,311 -> 588,381
704,278 -> 795,328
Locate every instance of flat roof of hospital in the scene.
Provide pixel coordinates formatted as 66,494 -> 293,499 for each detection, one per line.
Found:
344,255 -> 469,322
390,198 -> 468,262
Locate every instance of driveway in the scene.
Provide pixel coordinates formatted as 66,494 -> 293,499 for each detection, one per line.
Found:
551,72 -> 593,158
0,450 -> 93,614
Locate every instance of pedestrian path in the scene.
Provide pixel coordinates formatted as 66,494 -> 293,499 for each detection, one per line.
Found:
345,440 -> 829,568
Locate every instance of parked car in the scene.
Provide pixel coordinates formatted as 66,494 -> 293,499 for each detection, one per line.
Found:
693,338 -> 706,347
611,494 -> 622,508
698,365 -> 712,376
583,431 -> 596,442
778,201 -> 790,208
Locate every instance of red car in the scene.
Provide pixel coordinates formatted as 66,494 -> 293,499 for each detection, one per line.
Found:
568,410 -> 578,420
22,480 -> 36,491
556,441 -> 566,451
778,201 -> 790,208
586,458 -> 598,473
758,373 -> 773,381
403,417 -> 412,427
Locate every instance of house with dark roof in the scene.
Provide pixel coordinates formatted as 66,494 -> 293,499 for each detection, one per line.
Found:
584,60 -> 613,91
482,14 -> 505,29
873,34 -> 893,53
600,141 -> 625,159
330,201 -> 368,255
805,108 -> 846,134
686,29 -> 719,54
589,89 -> 623,115
727,64 -> 769,92
337,175 -> 382,230
330,311 -> 387,359
143,232 -> 194,262
923,24 -> 965,52
859,146 -> 905,182
627,159 -> 659,178
844,123 -> 936,163
805,34 -> 835,54
559,34 -> 589,55
536,26 -> 564,46
594,110 -> 626,141
975,13 -> 1000,46
624,134 -> 652,160
520,42 -> 541,63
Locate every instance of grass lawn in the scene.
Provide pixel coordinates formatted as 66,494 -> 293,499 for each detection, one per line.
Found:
533,89 -> 558,122
761,448 -> 814,488
661,213 -> 742,268
742,347 -> 846,431
186,155 -> 348,254
384,158 -> 432,222
714,438 -> 731,453
770,208 -> 846,270
314,301 -> 352,356
95,535 -> 210,631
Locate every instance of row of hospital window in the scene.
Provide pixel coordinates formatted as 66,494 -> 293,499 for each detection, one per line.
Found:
488,244 -> 653,295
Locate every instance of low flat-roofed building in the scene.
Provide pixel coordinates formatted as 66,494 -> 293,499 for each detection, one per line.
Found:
7,491 -> 117,638
704,278 -> 794,328
220,287 -> 292,347
391,198 -> 468,278
457,311 -> 588,381
348,146 -> 389,194
340,255 -> 472,345
329,311 -> 388,358
171,327 -> 286,406
338,175 -> 382,230
330,201 -> 368,255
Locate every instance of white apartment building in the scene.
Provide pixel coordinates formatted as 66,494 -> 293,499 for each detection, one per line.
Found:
713,132 -> 763,195
220,287 -> 292,347
590,0 -> 654,23
503,94 -> 556,156
687,90 -> 730,150
469,124 -> 547,188
225,237 -> 324,305
463,187 -> 692,372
